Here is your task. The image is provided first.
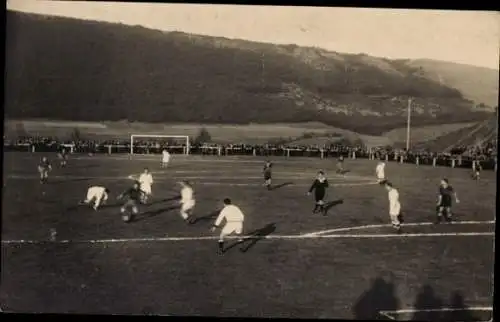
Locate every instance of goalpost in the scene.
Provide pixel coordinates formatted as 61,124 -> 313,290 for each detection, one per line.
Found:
130,134 -> 190,155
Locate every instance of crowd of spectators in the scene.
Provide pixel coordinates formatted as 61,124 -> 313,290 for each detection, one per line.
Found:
3,135 -> 497,171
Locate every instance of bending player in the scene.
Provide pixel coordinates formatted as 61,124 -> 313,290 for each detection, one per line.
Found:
436,178 -> 459,223
263,161 -> 273,190
117,181 -> 142,223
161,149 -> 170,168
179,181 -> 196,224
38,156 -> 52,184
307,170 -> 329,215
138,168 -> 154,203
80,186 -> 110,210
383,181 -> 403,232
375,159 -> 386,184
211,198 -> 245,254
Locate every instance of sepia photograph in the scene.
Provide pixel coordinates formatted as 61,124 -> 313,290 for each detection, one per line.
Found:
1,1 -> 498,320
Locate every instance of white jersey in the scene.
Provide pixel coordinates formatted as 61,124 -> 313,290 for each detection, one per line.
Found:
215,205 -> 245,226
139,173 -> 153,186
180,186 -> 194,203
388,188 -> 401,215
162,151 -> 170,162
86,186 -> 108,208
376,163 -> 386,178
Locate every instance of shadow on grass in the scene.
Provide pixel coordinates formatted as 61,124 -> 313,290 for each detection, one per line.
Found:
324,199 -> 344,214
49,177 -> 90,185
411,287 -> 477,321
149,195 -> 181,206
224,223 -> 277,253
190,210 -> 220,225
269,182 -> 294,191
134,205 -> 181,222
352,275 -> 400,320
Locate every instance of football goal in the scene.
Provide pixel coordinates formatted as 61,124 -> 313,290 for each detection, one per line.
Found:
130,134 -> 190,155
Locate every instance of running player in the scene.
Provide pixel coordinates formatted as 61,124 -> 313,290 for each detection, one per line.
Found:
211,198 -> 245,254
179,181 -> 196,224
38,156 -> 52,184
375,160 -> 386,184
307,170 -> 329,215
336,155 -> 345,175
436,178 -> 460,223
138,168 -> 154,203
57,147 -> 68,168
472,160 -> 482,180
117,181 -> 142,223
161,149 -> 170,168
263,161 -> 273,190
80,186 -> 110,210
383,181 -> 403,233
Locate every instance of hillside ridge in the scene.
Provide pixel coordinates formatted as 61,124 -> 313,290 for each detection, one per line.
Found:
5,10 -> 496,135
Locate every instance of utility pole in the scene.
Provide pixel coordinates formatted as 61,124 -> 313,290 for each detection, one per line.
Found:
406,98 -> 412,151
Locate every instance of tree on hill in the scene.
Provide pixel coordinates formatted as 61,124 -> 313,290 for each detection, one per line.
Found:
194,127 -> 212,145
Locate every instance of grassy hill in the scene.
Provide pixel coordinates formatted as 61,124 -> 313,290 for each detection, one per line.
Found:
412,118 -> 497,152
4,11 -> 496,136
405,59 -> 499,109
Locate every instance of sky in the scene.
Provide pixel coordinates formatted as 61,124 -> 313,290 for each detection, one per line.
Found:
7,1 -> 500,70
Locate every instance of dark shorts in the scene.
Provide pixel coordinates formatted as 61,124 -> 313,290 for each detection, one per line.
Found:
315,192 -> 326,202
439,198 -> 452,208
264,174 -> 272,180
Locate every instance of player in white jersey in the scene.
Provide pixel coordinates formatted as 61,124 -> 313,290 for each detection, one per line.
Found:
211,198 -> 245,254
161,149 -> 171,168
383,181 -> 402,232
80,186 -> 110,210
179,181 -> 196,223
138,168 -> 154,203
375,160 -> 386,184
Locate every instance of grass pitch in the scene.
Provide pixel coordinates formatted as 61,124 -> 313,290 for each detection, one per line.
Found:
1,152 -> 495,319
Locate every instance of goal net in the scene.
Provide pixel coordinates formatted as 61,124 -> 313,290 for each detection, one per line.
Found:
130,134 -> 190,155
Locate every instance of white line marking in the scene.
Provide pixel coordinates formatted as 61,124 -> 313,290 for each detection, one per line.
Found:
1,231 -> 494,245
379,306 -> 493,317
303,220 -> 496,237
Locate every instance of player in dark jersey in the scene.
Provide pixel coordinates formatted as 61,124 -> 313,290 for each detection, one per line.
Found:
57,148 -> 68,168
336,155 -> 345,175
307,171 -> 329,215
263,161 -> 273,190
117,181 -> 143,223
38,157 -> 52,184
436,178 -> 460,223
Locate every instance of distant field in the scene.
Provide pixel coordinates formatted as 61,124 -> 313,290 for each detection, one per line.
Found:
3,119 -> 480,148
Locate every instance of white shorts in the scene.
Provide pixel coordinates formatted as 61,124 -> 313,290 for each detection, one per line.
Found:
377,173 -> 385,180
162,158 -> 170,164
181,199 -> 195,212
221,222 -> 243,235
390,204 -> 401,216
141,184 -> 152,195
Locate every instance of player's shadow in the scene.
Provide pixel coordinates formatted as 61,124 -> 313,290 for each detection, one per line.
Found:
50,178 -> 90,185
149,195 -> 181,206
411,287 -> 476,321
269,182 -> 293,191
411,285 -> 445,321
190,210 -> 220,225
352,275 -> 400,320
324,199 -> 344,215
442,291 -> 475,321
225,223 -> 277,253
135,205 -> 181,222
